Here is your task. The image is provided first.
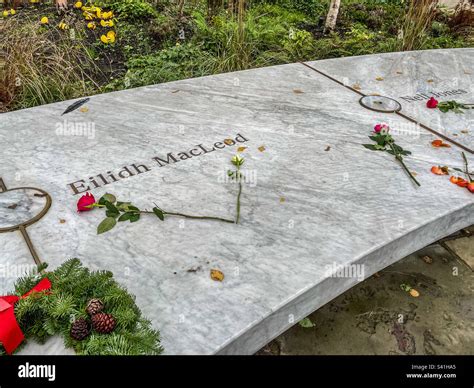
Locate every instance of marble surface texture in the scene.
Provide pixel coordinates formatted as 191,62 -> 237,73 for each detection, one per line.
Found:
0,49 -> 473,355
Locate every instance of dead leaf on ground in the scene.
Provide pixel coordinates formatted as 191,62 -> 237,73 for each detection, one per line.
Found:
427,79 -> 434,83
325,146 -> 331,151
79,106 -> 89,113
237,146 -> 246,152
293,89 -> 304,94
224,138 -> 234,145
352,84 -> 361,90
431,139 -> 451,148
411,171 -> 417,176
461,130 -> 469,134
210,269 -> 224,282
421,255 -> 433,264
279,197 -> 286,203
375,77 -> 384,81
258,145 -> 266,152
409,289 -> 420,298
396,71 -> 403,75
7,203 -> 18,209
59,219 -> 66,224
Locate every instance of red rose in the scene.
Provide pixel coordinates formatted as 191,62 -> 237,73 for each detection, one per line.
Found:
426,97 -> 439,109
468,182 -> 474,193
77,192 -> 96,212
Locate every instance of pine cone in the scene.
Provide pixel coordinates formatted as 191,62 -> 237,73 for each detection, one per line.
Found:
92,313 -> 116,334
86,298 -> 104,316
70,318 -> 91,341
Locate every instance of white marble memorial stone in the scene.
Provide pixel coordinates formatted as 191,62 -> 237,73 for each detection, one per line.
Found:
0,49 -> 473,355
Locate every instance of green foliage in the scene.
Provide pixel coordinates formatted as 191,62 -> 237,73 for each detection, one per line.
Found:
97,0 -> 158,20
1,259 -> 163,355
112,42 -> 215,89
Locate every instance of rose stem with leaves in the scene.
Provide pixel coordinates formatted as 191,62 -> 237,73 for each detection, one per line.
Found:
462,152 -> 472,182
230,155 -> 244,224
141,209 -> 234,223
388,143 -> 420,187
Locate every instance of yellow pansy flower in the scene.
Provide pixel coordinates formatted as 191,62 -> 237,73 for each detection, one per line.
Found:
100,31 -> 115,44
100,19 -> 114,27
40,16 -> 49,24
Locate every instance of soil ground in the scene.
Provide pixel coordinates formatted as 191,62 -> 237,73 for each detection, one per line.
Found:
257,227 -> 474,355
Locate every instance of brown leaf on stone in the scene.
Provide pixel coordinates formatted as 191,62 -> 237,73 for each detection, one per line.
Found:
396,71 -> 403,75
427,79 -> 434,83
187,266 -> 201,273
421,255 -> 433,264
325,146 -> 331,151
224,138 -> 234,145
210,269 -> 224,282
258,145 -> 266,152
352,84 -> 361,90
59,219 -> 66,224
237,146 -> 246,152
7,203 -> 18,209
279,197 -> 286,203
293,89 -> 304,94
411,171 -> 417,176
79,106 -> 89,113
461,130 -> 468,134
375,77 -> 384,81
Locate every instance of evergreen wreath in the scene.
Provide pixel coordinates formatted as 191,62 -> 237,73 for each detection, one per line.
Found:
0,259 -> 163,355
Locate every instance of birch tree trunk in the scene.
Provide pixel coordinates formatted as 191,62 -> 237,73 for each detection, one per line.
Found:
324,0 -> 341,33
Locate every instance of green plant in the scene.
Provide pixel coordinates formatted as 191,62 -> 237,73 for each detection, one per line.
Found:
283,28 -> 315,60
399,0 -> 439,51
1,259 -> 163,355
98,0 -> 158,20
0,13 -> 100,110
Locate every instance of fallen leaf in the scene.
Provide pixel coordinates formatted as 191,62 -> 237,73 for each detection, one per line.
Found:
453,133 -> 458,136
421,255 -> 433,264
411,171 -> 417,176
324,146 -> 331,151
431,166 -> 449,175
59,219 -> 66,224
258,145 -> 266,152
461,130 -> 469,134
427,79 -> 434,83
210,269 -> 224,282
352,83 -> 361,90
224,139 -> 234,145
79,106 -> 89,113
431,139 -> 451,148
279,197 -> 286,203
370,93 -> 381,96
298,317 -> 316,328
409,289 -> 420,298
7,203 -> 17,209
237,146 -> 246,152
293,89 -> 304,94
375,77 -> 384,81
187,266 -> 201,273
450,176 -> 467,187
396,71 -> 403,74
171,89 -> 180,93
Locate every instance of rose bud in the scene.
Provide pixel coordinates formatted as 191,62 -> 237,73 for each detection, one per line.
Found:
77,192 -> 96,212
374,123 -> 389,134
426,97 -> 439,109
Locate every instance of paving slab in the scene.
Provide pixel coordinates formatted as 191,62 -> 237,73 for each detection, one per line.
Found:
445,236 -> 474,270
0,49 -> 473,355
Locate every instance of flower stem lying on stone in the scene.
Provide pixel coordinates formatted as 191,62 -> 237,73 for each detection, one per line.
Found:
363,124 -> 420,187
229,155 -> 245,224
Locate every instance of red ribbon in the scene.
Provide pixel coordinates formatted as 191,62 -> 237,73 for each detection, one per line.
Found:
0,278 -> 51,355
